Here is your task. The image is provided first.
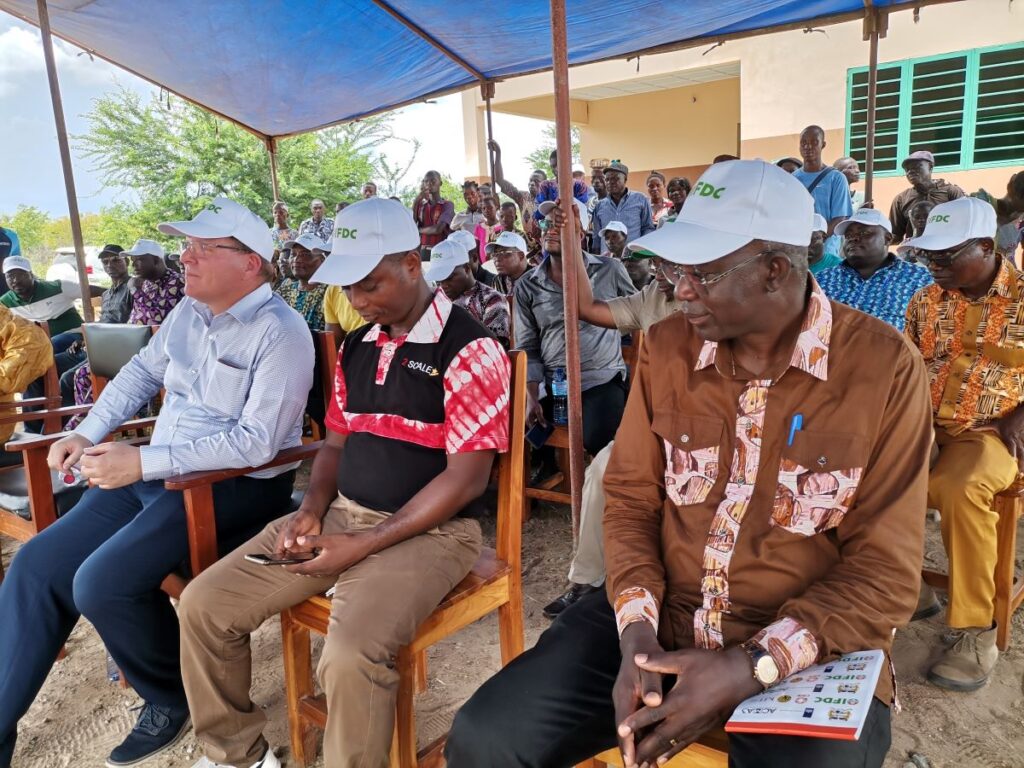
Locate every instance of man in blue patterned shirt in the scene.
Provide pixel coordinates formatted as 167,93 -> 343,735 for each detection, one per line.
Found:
816,207 -> 932,331
0,197 -> 314,768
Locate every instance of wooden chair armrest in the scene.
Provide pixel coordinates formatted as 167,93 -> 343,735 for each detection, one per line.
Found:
0,404 -> 94,427
0,397 -> 61,409
164,442 -> 322,490
4,417 -> 158,452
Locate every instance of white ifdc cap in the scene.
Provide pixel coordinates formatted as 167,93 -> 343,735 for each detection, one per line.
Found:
123,238 -> 166,259
312,197 -> 420,286
1,256 -> 31,274
485,230 -> 527,255
424,239 -> 470,282
599,221 -> 628,238
902,197 -> 997,252
446,229 -> 478,254
158,196 -> 274,261
834,207 -> 892,237
626,160 -> 814,265
282,233 -> 330,253
812,214 -> 828,234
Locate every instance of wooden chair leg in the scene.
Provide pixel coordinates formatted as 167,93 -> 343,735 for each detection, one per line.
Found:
413,650 -> 428,694
994,495 -> 1018,651
497,583 -> 525,666
393,647 -> 418,768
281,610 -> 319,767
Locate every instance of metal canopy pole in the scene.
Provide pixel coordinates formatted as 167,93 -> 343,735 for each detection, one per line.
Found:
482,82 -> 497,186
862,3 -> 888,205
266,137 -> 281,201
36,0 -> 93,321
550,0 -> 584,537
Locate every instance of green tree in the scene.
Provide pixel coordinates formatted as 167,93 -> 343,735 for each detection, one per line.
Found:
524,123 -> 581,176
0,205 -> 50,250
77,88 -> 419,234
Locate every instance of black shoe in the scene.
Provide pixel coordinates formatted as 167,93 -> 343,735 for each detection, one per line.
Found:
106,702 -> 191,767
543,583 -> 601,619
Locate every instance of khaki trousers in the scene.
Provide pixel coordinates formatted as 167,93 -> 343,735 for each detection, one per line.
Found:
567,441 -> 612,587
178,495 -> 481,768
929,427 -> 1017,628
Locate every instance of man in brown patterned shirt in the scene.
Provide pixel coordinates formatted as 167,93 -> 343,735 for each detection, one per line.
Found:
904,196 -> 1020,691
446,161 -> 931,768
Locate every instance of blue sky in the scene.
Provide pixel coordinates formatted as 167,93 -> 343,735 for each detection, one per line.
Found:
0,13 -> 546,217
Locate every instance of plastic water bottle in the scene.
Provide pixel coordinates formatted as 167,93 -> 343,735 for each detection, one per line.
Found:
551,367 -> 568,426
106,652 -> 120,683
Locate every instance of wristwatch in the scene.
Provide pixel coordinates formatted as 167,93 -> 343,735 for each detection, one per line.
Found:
740,640 -> 780,689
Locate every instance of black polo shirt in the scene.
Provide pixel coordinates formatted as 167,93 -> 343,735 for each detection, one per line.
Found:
325,289 -> 510,516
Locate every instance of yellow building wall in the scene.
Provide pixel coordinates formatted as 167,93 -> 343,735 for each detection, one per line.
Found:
578,79 -> 740,175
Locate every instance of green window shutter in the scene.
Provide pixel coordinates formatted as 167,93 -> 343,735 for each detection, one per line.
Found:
847,64 -> 902,174
908,55 -> 968,169
972,44 -> 1024,165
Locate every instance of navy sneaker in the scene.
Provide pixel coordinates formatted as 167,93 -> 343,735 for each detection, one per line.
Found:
106,702 -> 192,767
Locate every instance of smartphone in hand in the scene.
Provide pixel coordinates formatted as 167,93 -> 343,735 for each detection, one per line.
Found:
244,553 -> 317,566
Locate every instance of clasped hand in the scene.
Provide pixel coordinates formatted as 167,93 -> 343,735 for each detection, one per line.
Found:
613,623 -> 761,767
274,507 -> 374,578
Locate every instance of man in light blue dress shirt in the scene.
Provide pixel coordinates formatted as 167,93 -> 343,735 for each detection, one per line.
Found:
0,197 -> 314,768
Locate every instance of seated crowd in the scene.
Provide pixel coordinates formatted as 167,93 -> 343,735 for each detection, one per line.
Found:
0,131 -> 1022,768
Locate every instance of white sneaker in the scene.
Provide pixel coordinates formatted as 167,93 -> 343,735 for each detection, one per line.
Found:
191,747 -> 281,768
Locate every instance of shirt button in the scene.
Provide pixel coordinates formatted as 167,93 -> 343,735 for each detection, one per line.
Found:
817,456 -> 828,467
680,434 -> 690,444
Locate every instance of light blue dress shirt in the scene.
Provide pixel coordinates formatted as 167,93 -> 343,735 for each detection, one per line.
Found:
591,190 -> 655,254
75,283 -> 314,481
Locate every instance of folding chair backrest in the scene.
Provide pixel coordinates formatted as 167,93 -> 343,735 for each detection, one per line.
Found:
83,323 -> 154,395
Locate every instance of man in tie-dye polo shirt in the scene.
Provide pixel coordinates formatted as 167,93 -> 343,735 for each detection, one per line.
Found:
447,161 -> 931,768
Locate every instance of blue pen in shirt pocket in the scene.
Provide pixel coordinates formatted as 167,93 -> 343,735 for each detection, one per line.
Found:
787,413 -> 804,446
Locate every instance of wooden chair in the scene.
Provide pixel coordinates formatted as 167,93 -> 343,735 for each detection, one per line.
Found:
621,329 -> 645,381
280,350 -> 528,768
922,476 -> 1024,651
578,729 -> 728,768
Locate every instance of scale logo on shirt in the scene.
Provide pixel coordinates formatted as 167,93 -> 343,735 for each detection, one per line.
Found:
401,357 -> 439,376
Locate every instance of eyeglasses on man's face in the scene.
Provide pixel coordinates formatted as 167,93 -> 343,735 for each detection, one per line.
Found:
183,239 -> 251,257
916,239 -> 978,269
656,250 -> 772,288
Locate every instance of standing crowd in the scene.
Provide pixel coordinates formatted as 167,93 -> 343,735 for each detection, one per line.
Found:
0,125 -> 1022,768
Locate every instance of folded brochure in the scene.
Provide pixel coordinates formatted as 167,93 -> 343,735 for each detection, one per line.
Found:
725,650 -> 883,740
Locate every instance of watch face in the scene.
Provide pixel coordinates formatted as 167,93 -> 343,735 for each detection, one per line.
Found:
756,655 -> 780,685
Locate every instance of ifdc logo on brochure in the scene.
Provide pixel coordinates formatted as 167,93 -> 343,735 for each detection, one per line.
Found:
726,650 -> 885,741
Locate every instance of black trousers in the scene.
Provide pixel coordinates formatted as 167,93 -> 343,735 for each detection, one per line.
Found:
0,472 -> 295,766
541,374 -> 627,456
445,591 -> 891,768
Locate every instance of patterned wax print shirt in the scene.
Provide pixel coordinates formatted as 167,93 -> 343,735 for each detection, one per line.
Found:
605,277 -> 932,705
905,257 -> 1024,434
130,269 -> 186,325
298,217 -> 335,242
816,256 -> 933,331
276,279 -> 328,331
454,280 -> 510,348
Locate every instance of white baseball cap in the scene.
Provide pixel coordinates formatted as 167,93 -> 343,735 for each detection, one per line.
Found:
485,230 -> 527,255
282,233 -> 330,253
538,199 -> 591,232
599,221 -> 628,238
834,207 -> 892,237
902,197 -> 997,251
158,196 -> 274,261
812,214 -> 828,234
311,197 -> 420,286
2,255 -> 31,274
424,239 -> 470,282
626,160 -> 814,265
123,238 -> 166,259
446,229 -> 478,253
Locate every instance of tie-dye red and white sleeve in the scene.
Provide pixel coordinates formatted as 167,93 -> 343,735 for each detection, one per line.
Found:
324,345 -> 350,435
443,337 -> 510,454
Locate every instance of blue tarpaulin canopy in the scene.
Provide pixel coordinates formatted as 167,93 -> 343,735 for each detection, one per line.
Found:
1,0 -> 957,139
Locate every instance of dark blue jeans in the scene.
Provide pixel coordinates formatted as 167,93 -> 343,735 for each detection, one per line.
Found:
0,471 -> 295,766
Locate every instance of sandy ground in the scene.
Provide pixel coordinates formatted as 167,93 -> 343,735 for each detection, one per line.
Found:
3,495 -> 1023,768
